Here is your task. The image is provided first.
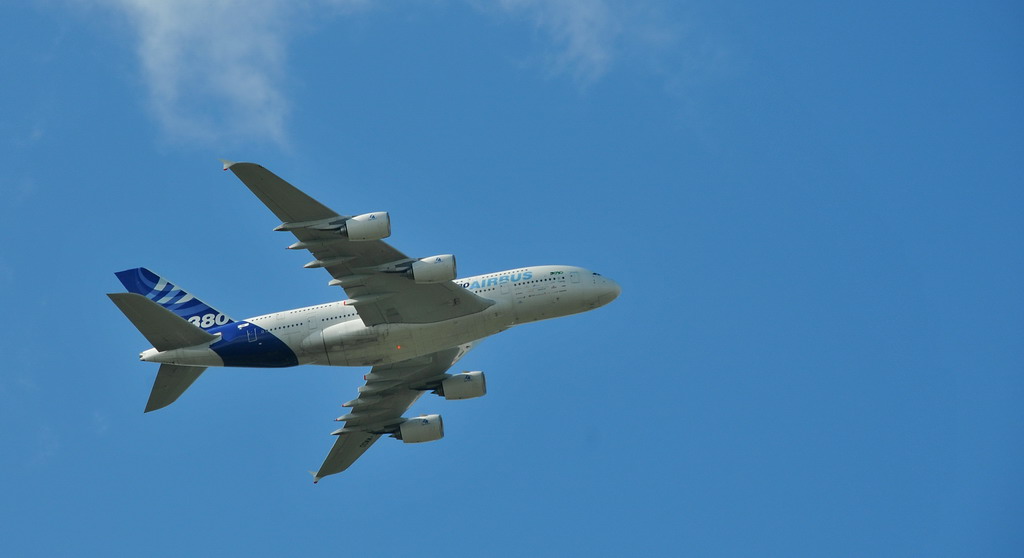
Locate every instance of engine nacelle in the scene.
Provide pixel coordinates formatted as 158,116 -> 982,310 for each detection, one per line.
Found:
345,212 -> 391,241
440,371 -> 487,400
410,254 -> 457,283
398,414 -> 444,443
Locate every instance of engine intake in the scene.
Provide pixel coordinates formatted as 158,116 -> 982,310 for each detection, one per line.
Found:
410,254 -> 457,283
344,212 -> 391,241
439,371 -> 487,400
398,414 -> 444,443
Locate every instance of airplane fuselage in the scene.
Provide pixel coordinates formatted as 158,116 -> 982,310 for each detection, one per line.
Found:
141,265 -> 619,369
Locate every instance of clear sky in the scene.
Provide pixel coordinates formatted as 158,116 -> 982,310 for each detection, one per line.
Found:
1,1 -> 1021,556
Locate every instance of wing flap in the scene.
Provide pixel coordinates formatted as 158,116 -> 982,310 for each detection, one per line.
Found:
343,274 -> 493,326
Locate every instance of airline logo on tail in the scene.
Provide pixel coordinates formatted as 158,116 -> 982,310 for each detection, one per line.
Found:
114,267 -> 234,330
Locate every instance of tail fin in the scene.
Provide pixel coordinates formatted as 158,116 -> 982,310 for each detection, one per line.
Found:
115,267 -> 234,330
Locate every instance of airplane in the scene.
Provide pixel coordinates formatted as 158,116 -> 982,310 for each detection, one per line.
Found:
108,161 -> 620,482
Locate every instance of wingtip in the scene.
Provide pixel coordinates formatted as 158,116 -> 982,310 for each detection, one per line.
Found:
220,159 -> 236,171
308,470 -> 320,484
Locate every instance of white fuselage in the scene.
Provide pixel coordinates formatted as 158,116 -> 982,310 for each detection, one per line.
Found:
142,265 -> 620,368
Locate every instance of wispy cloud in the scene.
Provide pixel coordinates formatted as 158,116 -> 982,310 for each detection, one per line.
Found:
99,0 -> 683,144
101,0 -> 375,146
484,0 -> 698,86
491,0 -> 620,83
102,0 -> 301,146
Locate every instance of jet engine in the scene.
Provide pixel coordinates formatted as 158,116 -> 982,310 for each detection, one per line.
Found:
344,212 -> 391,241
410,254 -> 457,283
398,414 -> 444,443
438,371 -> 487,400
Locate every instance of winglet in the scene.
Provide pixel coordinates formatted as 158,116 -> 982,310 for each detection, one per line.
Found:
220,159 -> 236,171
308,470 -> 320,484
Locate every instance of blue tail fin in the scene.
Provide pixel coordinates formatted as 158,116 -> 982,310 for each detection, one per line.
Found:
115,267 -> 235,330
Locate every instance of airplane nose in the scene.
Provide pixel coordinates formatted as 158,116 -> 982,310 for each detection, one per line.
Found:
597,277 -> 621,306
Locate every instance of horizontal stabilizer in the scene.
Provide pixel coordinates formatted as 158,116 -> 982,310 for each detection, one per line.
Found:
108,293 -> 217,351
146,364 -> 206,413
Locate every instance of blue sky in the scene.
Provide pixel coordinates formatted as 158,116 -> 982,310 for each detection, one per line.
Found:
1,1 -> 1021,556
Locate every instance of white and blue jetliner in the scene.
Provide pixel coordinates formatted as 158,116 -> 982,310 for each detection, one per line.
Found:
108,162 -> 620,482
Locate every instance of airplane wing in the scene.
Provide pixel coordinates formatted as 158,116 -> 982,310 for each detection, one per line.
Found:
224,161 -> 493,326
313,342 -> 477,482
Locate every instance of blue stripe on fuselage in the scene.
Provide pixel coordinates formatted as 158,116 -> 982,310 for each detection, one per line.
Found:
208,321 -> 298,368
